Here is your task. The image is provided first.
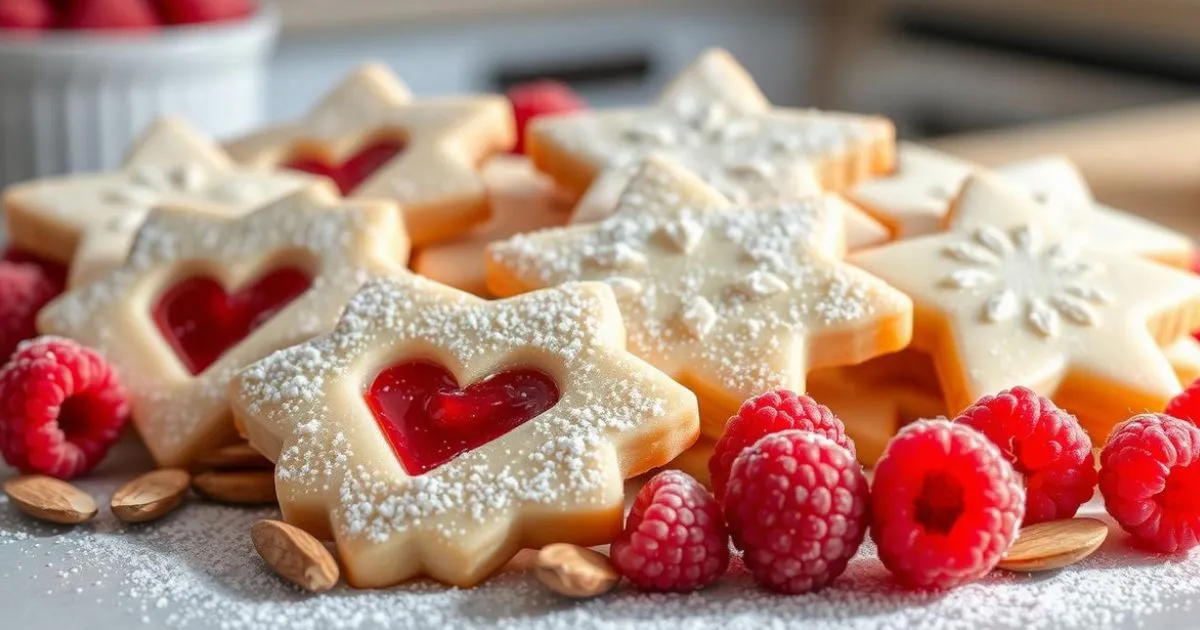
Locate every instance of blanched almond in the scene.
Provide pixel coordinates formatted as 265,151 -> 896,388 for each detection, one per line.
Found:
3,475 -> 97,524
998,517 -> 1108,572
251,519 -> 339,592
111,468 -> 191,523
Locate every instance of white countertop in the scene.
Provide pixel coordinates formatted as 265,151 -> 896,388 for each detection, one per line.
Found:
3,437 -> 1197,630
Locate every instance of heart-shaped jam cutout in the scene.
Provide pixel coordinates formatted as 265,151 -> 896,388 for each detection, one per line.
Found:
153,267 -> 313,375
365,360 -> 561,475
284,137 -> 406,194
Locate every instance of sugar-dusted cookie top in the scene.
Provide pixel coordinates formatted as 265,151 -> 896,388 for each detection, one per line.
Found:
851,174 -> 1200,435
487,156 -> 913,416
2,117 -> 327,263
225,63 -> 515,245
568,162 -> 890,252
230,276 -> 698,588
530,48 -> 895,203
38,187 -> 410,467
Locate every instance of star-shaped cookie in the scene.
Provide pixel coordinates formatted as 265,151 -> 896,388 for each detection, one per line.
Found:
229,277 -> 698,588
848,143 -> 1195,267
487,156 -> 913,437
995,156 -> 1196,268
38,187 -> 410,467
850,174 -> 1200,435
1,117 -> 327,264
529,48 -> 895,204
224,62 -> 515,246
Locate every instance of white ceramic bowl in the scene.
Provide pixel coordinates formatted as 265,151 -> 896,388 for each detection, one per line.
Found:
0,7 -> 279,187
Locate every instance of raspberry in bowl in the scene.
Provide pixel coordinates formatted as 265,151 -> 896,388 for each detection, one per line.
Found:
0,0 -> 275,187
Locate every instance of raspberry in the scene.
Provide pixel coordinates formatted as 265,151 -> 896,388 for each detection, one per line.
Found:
954,386 -> 1097,524
62,0 -> 160,30
0,337 -> 129,479
1,247 -> 66,291
871,420 -> 1024,589
155,0 -> 254,25
610,470 -> 729,591
0,262 -> 62,362
1099,413 -> 1200,553
709,390 -> 854,501
723,430 -> 869,593
506,80 -> 585,155
1165,380 -> 1200,425
0,0 -> 56,30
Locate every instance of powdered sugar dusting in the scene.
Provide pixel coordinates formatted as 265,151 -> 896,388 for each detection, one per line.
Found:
233,276 -> 689,554
2,460 -> 1197,630
535,51 -> 886,205
490,158 -> 910,400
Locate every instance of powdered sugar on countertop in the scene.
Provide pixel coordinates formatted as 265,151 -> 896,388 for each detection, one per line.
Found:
2,446 -> 1197,630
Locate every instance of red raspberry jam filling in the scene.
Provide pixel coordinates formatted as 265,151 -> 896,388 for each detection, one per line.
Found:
366,360 -> 561,475
153,267 -> 313,375
284,137 -> 406,194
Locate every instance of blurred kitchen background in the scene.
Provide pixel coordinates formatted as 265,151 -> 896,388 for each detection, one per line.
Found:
267,0 -> 1200,136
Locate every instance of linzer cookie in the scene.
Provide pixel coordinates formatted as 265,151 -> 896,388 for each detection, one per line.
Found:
487,156 -> 912,437
529,48 -> 894,206
851,174 -> 1200,435
225,63 -> 515,246
410,156 -> 572,296
229,277 -> 698,588
1,117 -> 326,266
37,188 -> 409,467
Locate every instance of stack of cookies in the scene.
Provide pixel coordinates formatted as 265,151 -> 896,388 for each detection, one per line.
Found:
2,48 -> 1199,590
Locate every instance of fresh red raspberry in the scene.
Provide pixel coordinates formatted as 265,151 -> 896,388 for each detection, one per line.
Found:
506,80 -> 586,154
0,0 -> 56,30
709,390 -> 855,502
1100,413 -> 1200,553
871,420 -> 1025,589
155,0 -> 253,25
611,470 -> 729,592
0,262 -> 61,362
723,430 -> 869,593
1165,380 -> 1200,426
0,337 -> 129,479
2,248 -> 66,291
954,386 -> 1097,524
62,0 -> 160,30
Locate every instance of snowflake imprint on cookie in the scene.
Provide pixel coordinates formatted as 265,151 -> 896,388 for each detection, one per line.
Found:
230,276 -> 697,588
851,173 -> 1200,432
37,188 -> 409,468
487,156 -> 912,425
940,224 -> 1112,337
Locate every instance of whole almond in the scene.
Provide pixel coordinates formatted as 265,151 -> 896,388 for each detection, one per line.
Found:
534,543 -> 620,598
194,443 -> 273,471
3,475 -> 97,525
251,519 -> 339,592
998,517 -> 1109,572
111,468 -> 191,523
193,471 -> 276,505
